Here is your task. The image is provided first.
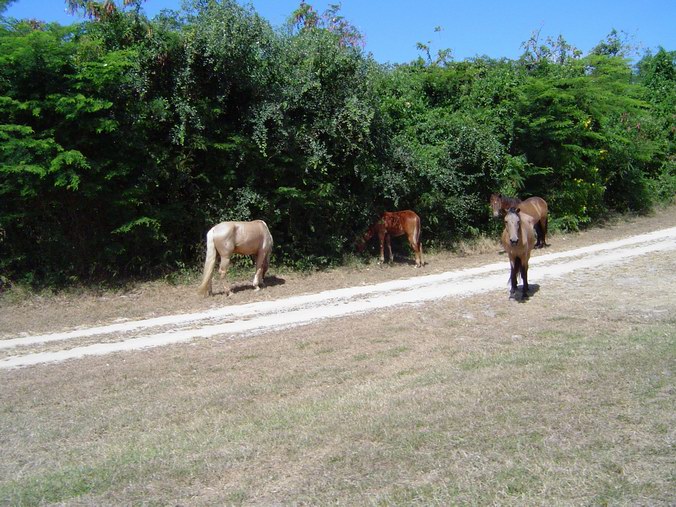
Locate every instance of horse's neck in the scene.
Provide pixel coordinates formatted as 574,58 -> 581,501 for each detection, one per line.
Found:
519,218 -> 535,244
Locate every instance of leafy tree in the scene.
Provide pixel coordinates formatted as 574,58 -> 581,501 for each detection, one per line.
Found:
0,0 -> 18,14
0,1 -> 673,286
519,29 -> 582,74
591,29 -> 639,58
66,0 -> 146,20
636,47 -> 676,203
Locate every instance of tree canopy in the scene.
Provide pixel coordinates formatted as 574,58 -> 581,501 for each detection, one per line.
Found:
0,2 -> 674,285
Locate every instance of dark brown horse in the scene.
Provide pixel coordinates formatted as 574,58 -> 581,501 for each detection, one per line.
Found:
501,207 -> 536,299
490,193 -> 549,248
357,210 -> 424,267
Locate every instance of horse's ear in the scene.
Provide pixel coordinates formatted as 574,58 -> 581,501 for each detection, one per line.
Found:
516,207 -> 521,214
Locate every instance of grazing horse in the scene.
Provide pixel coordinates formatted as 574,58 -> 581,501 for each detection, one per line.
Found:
357,210 -> 424,267
197,220 -> 273,297
490,193 -> 549,248
501,207 -> 536,299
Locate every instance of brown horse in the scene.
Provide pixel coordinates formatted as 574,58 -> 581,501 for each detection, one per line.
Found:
357,210 -> 424,267
501,207 -> 536,299
490,193 -> 549,248
197,220 -> 273,297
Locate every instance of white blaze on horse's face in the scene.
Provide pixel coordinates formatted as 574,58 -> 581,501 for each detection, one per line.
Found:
504,209 -> 521,245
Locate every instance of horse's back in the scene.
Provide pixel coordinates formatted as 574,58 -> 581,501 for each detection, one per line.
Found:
210,221 -> 236,242
211,220 -> 272,256
392,210 -> 419,219
383,210 -> 420,235
382,211 -> 416,239
519,197 -> 548,221
253,220 -> 273,249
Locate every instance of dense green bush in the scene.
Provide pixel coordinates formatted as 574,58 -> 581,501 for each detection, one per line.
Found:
0,2 -> 673,285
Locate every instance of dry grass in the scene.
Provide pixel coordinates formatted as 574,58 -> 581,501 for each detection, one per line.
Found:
1,206 -> 675,505
1,259 -> 675,504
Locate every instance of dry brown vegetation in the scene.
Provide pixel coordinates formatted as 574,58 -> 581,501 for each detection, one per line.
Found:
1,207 -> 675,505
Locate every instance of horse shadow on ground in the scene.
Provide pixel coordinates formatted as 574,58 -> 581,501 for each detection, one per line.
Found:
371,249 -> 425,267
381,255 -> 420,267
510,283 -> 540,303
214,275 -> 286,296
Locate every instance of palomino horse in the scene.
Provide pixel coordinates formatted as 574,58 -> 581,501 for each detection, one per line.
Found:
357,210 -> 424,267
501,207 -> 536,299
197,220 -> 273,296
490,193 -> 549,248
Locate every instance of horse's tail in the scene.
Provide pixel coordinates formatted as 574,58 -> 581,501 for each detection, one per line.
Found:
261,221 -> 274,269
197,228 -> 217,296
541,215 -> 548,245
416,214 -> 424,262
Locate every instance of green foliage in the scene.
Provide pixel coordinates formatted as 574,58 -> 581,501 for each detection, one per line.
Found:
0,3 -> 673,285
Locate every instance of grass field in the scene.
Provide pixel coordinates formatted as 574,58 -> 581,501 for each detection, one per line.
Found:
1,215 -> 675,505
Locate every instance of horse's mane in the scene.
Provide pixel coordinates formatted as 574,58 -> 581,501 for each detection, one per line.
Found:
500,195 -> 522,208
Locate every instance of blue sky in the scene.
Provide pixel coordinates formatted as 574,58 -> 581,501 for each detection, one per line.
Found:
4,0 -> 675,63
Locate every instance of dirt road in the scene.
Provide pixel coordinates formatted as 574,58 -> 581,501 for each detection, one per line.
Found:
2,225 -> 674,369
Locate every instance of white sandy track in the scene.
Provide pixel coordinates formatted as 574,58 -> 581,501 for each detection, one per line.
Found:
2,227 -> 675,369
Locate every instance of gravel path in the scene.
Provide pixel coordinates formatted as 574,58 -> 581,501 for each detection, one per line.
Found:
2,226 -> 674,369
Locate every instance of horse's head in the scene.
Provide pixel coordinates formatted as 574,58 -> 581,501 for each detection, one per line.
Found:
504,207 -> 521,246
489,194 -> 502,218
356,226 -> 374,252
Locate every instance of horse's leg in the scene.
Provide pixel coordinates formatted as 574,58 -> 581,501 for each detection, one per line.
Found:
509,256 -> 520,298
218,255 -> 232,296
533,222 -> 543,248
252,251 -> 268,291
408,233 -> 422,267
520,261 -> 529,299
386,234 -> 393,264
261,252 -> 270,280
378,231 -> 386,264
